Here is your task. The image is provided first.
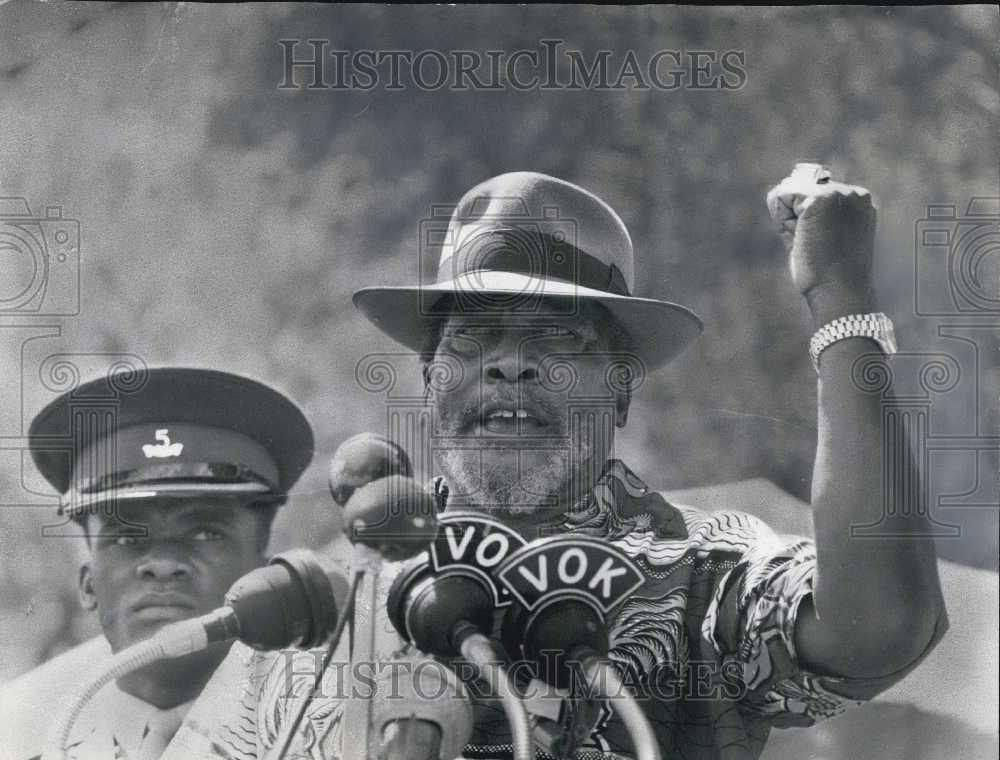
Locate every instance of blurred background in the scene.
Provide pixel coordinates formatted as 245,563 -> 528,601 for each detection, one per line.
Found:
0,3 -> 996,757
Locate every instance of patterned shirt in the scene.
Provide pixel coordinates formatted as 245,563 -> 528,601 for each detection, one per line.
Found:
165,460 -> 923,760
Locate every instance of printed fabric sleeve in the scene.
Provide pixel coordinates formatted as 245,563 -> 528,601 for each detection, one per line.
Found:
256,647 -> 348,759
701,512 -> 946,729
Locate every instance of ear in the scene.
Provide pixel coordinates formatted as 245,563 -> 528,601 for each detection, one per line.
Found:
421,362 -> 436,404
615,386 -> 631,428
78,562 -> 97,611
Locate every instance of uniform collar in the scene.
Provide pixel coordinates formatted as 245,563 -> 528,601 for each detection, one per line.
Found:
66,684 -> 194,758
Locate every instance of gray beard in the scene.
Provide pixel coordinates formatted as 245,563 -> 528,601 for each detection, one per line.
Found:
434,448 -> 570,521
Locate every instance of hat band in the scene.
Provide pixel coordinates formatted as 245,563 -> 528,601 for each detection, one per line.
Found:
74,461 -> 280,496
442,229 -> 630,296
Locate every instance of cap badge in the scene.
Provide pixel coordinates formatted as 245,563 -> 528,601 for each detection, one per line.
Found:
142,428 -> 184,459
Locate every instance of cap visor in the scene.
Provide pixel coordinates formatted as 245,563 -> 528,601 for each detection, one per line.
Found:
61,481 -> 276,516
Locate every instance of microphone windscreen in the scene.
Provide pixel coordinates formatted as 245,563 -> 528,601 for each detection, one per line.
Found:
386,560 -> 495,657
224,549 -> 347,650
328,433 -> 413,506
342,475 -> 438,561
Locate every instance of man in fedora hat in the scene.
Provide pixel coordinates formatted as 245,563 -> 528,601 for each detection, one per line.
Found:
1,367 -> 314,760
183,169 -> 947,760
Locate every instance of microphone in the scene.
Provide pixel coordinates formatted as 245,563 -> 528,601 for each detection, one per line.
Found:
496,536 -> 663,760
328,432 -> 438,563
328,431 -> 412,507
46,550 -> 345,760
341,474 -> 440,562
386,512 -> 533,760
335,438 -> 440,755
271,434 -> 439,760
221,549 -> 347,650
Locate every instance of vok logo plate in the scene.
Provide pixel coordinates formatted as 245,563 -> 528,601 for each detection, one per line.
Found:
496,535 -> 644,614
430,511 -> 528,607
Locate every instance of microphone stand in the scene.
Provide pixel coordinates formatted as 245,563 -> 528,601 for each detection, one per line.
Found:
267,567 -> 364,760
353,549 -> 382,760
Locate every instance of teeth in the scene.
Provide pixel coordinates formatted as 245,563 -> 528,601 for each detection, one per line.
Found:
486,409 -> 531,420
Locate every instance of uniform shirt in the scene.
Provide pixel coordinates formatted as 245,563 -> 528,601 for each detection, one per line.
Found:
1,630 -> 195,760
41,684 -> 191,760
165,459 -> 942,760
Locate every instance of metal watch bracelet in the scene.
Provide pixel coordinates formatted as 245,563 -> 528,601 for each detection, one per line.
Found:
808,312 -> 897,372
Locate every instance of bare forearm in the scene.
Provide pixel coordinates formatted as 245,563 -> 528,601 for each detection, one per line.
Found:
768,167 -> 947,679
801,288 -> 946,676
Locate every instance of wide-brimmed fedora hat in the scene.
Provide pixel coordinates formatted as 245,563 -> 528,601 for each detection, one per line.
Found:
353,172 -> 702,369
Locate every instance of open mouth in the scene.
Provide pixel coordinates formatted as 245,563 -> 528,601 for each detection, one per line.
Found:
478,402 -> 550,435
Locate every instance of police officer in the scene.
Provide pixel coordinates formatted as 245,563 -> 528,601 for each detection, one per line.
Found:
1,367 -> 313,760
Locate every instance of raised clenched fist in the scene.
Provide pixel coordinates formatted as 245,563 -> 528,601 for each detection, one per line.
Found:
767,164 -> 878,309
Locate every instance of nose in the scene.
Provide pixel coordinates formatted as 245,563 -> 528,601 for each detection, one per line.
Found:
483,335 -> 538,384
484,363 -> 537,383
135,545 -> 192,582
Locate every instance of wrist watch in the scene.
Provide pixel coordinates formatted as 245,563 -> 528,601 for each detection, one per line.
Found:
809,312 -> 897,372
